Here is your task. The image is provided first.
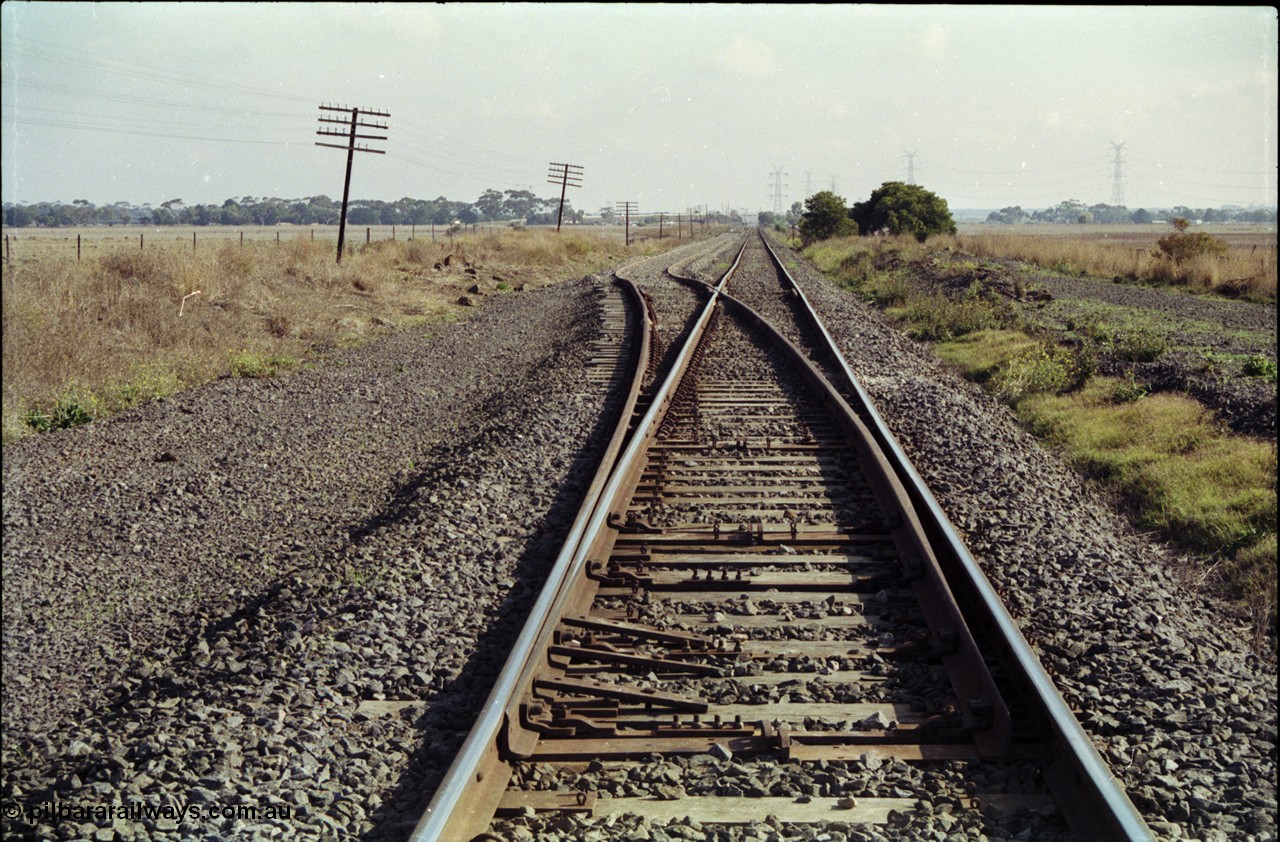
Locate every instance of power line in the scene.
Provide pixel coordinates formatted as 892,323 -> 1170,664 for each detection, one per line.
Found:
1,113 -> 293,146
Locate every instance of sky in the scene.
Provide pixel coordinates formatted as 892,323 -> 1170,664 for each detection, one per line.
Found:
2,3 -> 1276,214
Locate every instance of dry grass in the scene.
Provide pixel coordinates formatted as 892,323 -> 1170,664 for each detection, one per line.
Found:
2,226 -> 707,442
954,224 -> 1277,300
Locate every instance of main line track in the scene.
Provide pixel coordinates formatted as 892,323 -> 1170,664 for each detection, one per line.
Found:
409,231 -> 1153,841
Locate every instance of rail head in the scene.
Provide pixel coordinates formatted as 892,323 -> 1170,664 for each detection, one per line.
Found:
757,229 -> 1154,841
411,239 -> 749,842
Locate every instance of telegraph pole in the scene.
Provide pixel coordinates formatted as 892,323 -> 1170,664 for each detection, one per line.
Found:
316,104 -> 389,263
616,201 -> 637,246
547,162 -> 583,232
904,150 -> 918,185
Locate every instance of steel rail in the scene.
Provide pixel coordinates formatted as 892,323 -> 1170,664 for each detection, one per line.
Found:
410,238 -> 750,841
756,230 -> 1153,841
409,274 -> 649,841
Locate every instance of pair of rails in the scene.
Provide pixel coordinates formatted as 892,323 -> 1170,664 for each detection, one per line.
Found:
410,231 -> 1151,841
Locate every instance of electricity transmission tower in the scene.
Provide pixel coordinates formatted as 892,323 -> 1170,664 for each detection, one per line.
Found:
768,166 -> 788,216
547,162 -> 583,232
804,171 -> 814,197
315,104 -> 389,263
1110,142 -> 1127,206
904,150 -> 918,184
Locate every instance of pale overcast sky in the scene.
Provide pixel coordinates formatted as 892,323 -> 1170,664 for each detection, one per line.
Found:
2,3 -> 1276,213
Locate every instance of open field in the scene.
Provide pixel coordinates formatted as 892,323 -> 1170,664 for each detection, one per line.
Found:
1,225 -> 720,442
0,221 -> 691,262
953,223 -> 1277,299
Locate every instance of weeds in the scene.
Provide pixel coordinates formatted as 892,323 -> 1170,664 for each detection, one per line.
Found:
1242,354 -> 1278,382
990,343 -> 1076,402
898,290 -> 1015,342
1111,325 -> 1169,363
804,232 -> 1277,644
21,384 -> 100,432
2,226 -> 705,443
1110,370 -> 1150,403
1022,379 -> 1277,634
229,350 -> 295,379
959,228 -> 1276,300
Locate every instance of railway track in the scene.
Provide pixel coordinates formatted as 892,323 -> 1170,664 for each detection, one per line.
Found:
409,230 -> 1153,841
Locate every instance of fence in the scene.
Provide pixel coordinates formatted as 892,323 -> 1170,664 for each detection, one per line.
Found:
0,223 -> 490,264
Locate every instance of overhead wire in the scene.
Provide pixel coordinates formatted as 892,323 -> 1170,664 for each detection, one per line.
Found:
4,37 -> 556,197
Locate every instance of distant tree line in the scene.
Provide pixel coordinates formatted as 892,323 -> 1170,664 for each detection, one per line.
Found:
1,189 -> 591,228
985,200 -> 1276,225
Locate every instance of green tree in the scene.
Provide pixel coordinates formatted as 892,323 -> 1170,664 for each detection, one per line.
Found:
1157,218 -> 1228,263
4,204 -> 36,226
502,189 -> 541,220
798,191 -> 857,243
849,182 -> 956,242
986,206 -> 1030,224
476,189 -> 505,221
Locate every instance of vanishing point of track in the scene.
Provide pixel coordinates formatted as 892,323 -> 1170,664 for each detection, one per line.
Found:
408,230 -> 1154,841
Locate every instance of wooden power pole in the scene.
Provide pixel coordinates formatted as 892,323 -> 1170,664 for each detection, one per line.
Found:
315,103 -> 390,263
547,162 -> 583,232
616,201 -> 637,246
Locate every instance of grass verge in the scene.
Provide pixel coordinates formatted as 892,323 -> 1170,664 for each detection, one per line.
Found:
1022,380 -> 1276,648
2,227 -> 706,443
802,234 -> 1277,648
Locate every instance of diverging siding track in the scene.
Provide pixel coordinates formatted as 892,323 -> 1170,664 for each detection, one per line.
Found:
412,230 -> 1153,841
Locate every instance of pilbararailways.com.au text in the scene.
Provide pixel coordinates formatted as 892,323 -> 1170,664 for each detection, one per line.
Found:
4,800 -> 293,825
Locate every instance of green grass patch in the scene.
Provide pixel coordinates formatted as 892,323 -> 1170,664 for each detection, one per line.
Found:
229,350 -> 296,379
934,329 -> 1041,382
105,363 -> 184,410
989,343 -> 1077,402
1020,377 -> 1277,626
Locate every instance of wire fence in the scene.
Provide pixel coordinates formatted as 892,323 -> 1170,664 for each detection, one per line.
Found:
1,221 -> 714,264
0,224 -> 499,263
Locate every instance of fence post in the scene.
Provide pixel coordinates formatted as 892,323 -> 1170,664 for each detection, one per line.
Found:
5,234 -> 9,266
140,232 -> 144,251
392,224 -> 396,241
276,231 -> 280,245
78,234 -> 82,262
366,227 -> 371,244
192,231 -> 196,251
